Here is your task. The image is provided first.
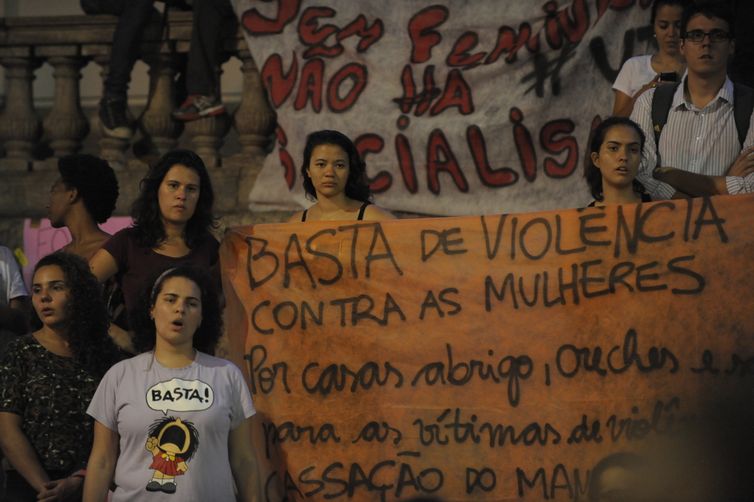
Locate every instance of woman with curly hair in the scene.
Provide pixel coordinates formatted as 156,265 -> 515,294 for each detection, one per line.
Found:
0,252 -> 121,501
89,149 -> 220,352
47,153 -> 119,261
289,129 -> 394,222
83,266 -> 258,501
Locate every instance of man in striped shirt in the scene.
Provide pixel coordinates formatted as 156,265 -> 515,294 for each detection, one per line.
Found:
631,3 -> 754,199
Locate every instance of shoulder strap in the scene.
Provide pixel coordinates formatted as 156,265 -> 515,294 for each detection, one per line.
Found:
357,201 -> 371,221
733,83 -> 754,148
650,82 -> 680,152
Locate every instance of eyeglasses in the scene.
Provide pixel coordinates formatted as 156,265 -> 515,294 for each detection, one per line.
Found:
683,29 -> 731,43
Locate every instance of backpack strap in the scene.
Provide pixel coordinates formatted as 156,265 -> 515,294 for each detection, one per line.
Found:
733,83 -> 754,148
650,82 -> 680,153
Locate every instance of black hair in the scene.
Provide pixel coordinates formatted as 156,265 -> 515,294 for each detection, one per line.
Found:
131,149 -> 217,249
584,116 -> 646,202
681,2 -> 734,38
33,252 -> 122,377
58,154 -> 119,224
131,265 -> 222,355
650,0 -> 690,27
148,416 -> 200,462
301,129 -> 372,202
588,452 -> 644,502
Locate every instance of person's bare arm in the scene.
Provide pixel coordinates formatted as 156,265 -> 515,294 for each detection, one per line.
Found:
82,421 -> 119,502
653,147 -> 754,197
613,77 -> 661,117
89,248 -> 118,283
652,166 -> 725,196
88,249 -> 135,352
0,411 -> 50,492
612,90 -> 635,117
229,417 -> 261,502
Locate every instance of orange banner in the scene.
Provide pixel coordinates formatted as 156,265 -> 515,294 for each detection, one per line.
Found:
220,195 -> 754,501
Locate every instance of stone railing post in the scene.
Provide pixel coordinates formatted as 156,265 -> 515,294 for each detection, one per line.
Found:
42,53 -> 90,157
0,52 -> 41,168
234,47 -> 276,157
140,49 -> 183,154
93,54 -> 130,168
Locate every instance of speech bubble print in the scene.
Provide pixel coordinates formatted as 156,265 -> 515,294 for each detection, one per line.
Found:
147,378 -> 214,415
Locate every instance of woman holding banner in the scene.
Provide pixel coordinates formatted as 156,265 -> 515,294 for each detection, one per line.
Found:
83,266 -> 258,502
89,150 -> 220,352
585,117 -> 650,206
612,0 -> 688,117
290,129 -> 394,222
0,253 -> 121,501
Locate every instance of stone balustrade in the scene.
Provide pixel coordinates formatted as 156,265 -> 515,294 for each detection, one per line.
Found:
0,10 -> 278,223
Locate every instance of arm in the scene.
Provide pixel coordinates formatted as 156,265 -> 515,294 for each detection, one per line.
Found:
82,421 -> 119,502
612,78 -> 660,118
612,90 -> 634,117
89,248 -> 119,283
229,416 -> 260,502
89,248 -> 135,352
652,167 -> 725,196
0,411 -> 50,492
652,146 -> 754,197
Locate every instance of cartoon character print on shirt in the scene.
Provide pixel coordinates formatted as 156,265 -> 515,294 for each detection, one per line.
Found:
145,417 -> 199,494
143,377 -> 214,494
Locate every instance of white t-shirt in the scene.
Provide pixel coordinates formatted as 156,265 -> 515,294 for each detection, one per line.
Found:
613,55 -> 656,97
0,245 -> 27,306
87,351 -> 255,502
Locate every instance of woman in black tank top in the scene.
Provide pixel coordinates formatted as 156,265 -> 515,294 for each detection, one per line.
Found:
289,130 -> 394,222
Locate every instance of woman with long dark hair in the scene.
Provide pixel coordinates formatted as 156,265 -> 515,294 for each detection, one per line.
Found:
83,266 -> 258,501
585,116 -> 650,206
0,253 -> 121,501
289,129 -> 394,222
89,149 -> 220,352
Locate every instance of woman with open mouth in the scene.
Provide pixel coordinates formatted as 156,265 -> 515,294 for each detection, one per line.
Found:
83,266 -> 258,501
0,253 -> 121,501
585,117 -> 650,207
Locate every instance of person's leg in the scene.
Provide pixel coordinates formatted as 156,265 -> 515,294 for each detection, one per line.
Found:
104,0 -> 156,100
95,0 -> 157,138
174,0 -> 236,120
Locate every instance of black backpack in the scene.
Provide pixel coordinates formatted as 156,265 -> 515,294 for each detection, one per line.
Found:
651,81 -> 754,151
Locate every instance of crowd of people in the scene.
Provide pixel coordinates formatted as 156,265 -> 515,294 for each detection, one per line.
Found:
0,0 -> 752,501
